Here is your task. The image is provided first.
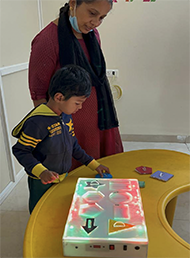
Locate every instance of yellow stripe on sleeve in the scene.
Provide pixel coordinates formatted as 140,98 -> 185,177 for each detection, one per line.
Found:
18,132 -> 42,148
22,132 -> 42,143
18,139 -> 36,148
87,159 -> 100,171
20,135 -> 38,146
32,164 -> 48,178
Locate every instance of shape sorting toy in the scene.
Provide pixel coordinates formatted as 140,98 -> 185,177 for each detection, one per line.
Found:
63,178 -> 148,258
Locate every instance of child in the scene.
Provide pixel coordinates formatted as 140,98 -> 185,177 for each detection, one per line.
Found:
12,65 -> 110,213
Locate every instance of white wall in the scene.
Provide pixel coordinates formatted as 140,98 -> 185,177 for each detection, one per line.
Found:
39,0 -> 190,137
37,0 -> 190,139
98,0 -> 189,136
0,0 -> 189,203
0,0 -> 39,203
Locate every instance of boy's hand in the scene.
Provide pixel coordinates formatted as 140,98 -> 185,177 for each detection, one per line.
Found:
95,165 -> 110,178
39,170 -> 59,184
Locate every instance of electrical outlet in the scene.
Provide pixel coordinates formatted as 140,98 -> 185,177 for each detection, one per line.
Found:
106,69 -> 119,78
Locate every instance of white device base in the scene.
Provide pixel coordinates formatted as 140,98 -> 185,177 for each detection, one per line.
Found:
63,178 -> 148,258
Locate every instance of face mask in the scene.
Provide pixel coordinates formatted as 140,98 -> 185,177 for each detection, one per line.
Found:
69,6 -> 82,34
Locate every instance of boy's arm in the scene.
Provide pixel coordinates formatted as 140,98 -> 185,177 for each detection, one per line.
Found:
12,120 -> 48,178
72,136 -> 110,177
72,136 -> 96,166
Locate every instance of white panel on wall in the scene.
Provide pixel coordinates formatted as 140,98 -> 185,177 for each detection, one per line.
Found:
99,0 -> 190,135
0,0 -> 40,67
0,119 -> 11,192
2,70 -> 33,175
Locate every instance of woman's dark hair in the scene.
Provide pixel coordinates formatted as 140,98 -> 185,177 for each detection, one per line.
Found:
59,0 -> 113,18
75,0 -> 113,7
48,65 -> 92,100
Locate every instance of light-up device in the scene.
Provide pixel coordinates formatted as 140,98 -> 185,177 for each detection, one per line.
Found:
63,178 -> 148,257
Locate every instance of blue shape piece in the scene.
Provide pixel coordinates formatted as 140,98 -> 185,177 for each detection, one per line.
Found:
150,170 -> 174,182
95,173 -> 113,179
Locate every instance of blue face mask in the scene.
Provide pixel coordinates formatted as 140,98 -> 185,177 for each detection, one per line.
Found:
69,8 -> 82,34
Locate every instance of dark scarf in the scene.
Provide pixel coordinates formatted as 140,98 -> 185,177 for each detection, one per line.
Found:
58,3 -> 119,130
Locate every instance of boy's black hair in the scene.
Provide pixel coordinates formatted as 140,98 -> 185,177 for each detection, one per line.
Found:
48,65 -> 92,100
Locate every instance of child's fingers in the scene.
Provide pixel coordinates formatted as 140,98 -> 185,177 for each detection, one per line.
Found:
41,179 -> 49,185
99,171 -> 104,178
52,172 -> 59,179
41,174 -> 58,185
103,167 -> 110,174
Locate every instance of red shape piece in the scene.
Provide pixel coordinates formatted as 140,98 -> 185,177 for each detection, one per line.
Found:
135,166 -> 152,175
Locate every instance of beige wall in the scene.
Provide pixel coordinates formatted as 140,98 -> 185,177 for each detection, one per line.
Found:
0,0 -> 39,67
0,0 -> 38,202
41,0 -> 66,27
41,0 -> 189,136
99,0 -> 189,136
0,0 -> 189,202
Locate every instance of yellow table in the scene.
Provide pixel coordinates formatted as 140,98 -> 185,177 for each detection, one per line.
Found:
23,150 -> 190,258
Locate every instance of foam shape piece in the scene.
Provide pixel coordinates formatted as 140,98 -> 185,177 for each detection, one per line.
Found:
95,173 -> 113,179
135,166 -> 152,175
138,181 -> 145,188
150,171 -> 174,182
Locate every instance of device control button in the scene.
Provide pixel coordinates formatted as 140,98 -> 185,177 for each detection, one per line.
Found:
123,245 -> 127,250
109,245 -> 115,250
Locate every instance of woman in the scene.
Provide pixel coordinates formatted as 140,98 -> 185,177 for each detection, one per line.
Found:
29,0 -> 123,170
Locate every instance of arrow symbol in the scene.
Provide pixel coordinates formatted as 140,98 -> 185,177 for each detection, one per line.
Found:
82,218 -> 97,234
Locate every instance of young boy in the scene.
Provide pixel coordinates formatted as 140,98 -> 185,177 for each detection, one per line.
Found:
12,65 -> 110,214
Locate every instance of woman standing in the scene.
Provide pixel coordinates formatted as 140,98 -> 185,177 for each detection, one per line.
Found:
29,0 -> 123,170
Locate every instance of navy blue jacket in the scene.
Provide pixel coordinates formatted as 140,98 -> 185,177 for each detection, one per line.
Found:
12,104 -> 97,179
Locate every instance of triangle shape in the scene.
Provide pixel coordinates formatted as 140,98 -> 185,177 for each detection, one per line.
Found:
109,219 -> 135,234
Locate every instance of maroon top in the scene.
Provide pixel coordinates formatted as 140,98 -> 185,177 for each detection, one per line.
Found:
29,22 -> 123,170
29,22 -> 99,99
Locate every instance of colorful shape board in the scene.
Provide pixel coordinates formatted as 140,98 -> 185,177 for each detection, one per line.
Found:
63,178 -> 148,257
